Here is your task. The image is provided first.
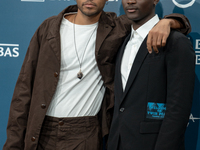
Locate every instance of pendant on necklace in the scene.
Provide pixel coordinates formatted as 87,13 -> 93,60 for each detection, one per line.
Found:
77,71 -> 83,79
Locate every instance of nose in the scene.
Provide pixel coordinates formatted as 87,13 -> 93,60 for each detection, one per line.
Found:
127,0 -> 136,4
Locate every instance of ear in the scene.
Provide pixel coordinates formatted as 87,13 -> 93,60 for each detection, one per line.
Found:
154,0 -> 159,5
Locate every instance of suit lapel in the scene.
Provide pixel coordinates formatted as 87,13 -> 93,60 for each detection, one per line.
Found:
121,37 -> 149,102
115,34 -> 131,100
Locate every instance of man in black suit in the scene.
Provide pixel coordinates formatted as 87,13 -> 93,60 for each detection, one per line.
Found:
107,0 -> 196,150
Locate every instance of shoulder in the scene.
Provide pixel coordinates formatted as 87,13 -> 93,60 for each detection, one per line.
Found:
28,14 -> 61,45
117,14 -> 129,21
37,15 -> 58,32
37,5 -> 73,30
169,30 -> 187,39
104,12 -> 117,20
114,15 -> 132,32
166,29 -> 192,47
164,29 -> 194,57
33,13 -> 62,40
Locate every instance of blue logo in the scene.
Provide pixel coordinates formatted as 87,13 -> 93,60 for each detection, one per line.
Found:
146,102 -> 166,119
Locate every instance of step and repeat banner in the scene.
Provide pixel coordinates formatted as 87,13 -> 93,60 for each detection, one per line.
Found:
0,0 -> 200,149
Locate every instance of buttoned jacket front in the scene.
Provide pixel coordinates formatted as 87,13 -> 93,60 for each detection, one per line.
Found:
108,30 -> 195,150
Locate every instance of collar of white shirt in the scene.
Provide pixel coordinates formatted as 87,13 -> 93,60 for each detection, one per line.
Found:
130,14 -> 160,40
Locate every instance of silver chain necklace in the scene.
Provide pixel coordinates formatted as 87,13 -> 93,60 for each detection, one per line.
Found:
73,14 -> 97,79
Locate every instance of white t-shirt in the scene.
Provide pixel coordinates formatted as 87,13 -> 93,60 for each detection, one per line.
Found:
46,13 -> 105,117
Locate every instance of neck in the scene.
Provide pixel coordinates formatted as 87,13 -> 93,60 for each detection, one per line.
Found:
132,13 -> 155,30
70,9 -> 101,25
65,10 -> 102,25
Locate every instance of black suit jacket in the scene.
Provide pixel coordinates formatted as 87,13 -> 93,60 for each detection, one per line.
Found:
107,30 -> 195,150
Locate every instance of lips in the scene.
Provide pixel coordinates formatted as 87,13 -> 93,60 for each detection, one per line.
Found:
126,7 -> 138,13
127,9 -> 136,13
83,2 -> 96,8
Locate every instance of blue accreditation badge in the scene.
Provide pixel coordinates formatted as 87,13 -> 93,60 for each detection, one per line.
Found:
146,102 -> 166,119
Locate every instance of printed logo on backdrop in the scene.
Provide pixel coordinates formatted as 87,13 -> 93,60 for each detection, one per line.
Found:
187,114 -> 200,126
195,39 -> 200,65
0,43 -> 19,57
172,0 -> 195,8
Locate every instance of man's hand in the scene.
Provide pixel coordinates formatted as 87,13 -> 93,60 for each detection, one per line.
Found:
147,18 -> 182,53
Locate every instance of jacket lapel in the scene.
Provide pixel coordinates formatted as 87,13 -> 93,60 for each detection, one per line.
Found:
46,7 -> 115,69
121,37 -> 149,102
115,34 -> 131,100
46,5 -> 78,61
46,20 -> 61,61
95,11 -> 115,57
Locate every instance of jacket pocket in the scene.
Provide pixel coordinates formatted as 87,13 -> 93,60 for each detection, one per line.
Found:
140,121 -> 162,134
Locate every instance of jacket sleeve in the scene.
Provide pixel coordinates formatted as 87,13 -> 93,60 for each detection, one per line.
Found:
154,31 -> 195,150
116,13 -> 191,36
3,25 -> 42,150
164,13 -> 191,35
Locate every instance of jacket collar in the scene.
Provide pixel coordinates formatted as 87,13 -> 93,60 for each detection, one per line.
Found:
46,5 -> 116,62
47,5 -> 115,40
47,5 -> 78,40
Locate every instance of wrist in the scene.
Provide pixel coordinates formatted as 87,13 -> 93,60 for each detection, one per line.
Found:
168,18 -> 182,29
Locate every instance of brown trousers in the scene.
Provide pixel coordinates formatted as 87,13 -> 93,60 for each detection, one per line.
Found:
37,115 -> 102,150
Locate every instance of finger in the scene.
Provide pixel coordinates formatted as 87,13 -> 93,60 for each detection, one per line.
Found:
161,35 -> 167,47
147,34 -> 153,53
152,34 -> 159,53
156,34 -> 162,48
153,45 -> 159,54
